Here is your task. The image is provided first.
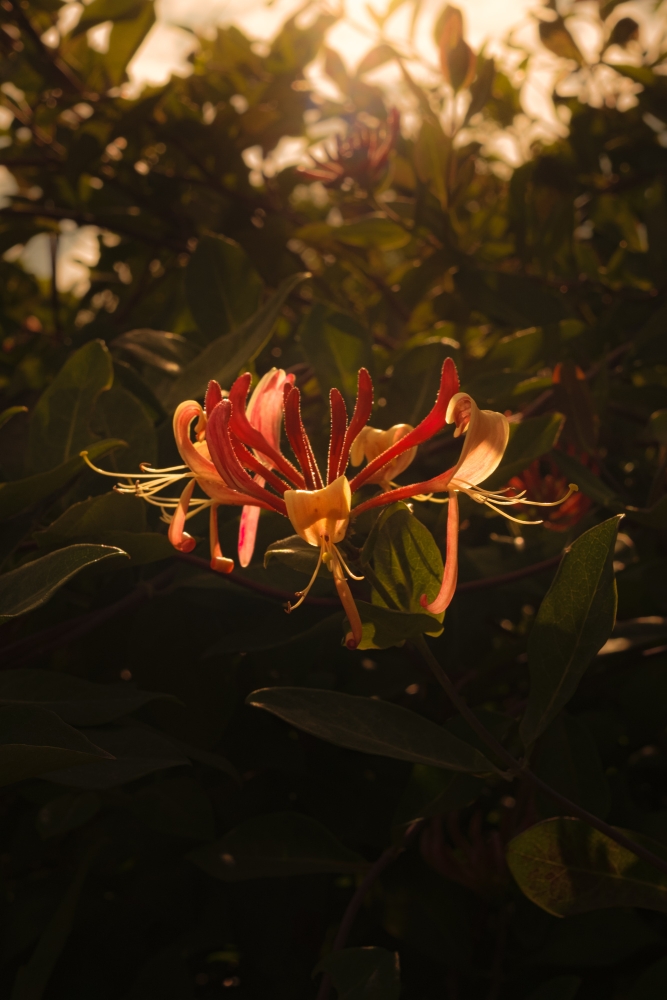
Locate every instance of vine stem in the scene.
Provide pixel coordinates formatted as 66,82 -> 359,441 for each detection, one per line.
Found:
315,820 -> 424,1000
413,635 -> 667,878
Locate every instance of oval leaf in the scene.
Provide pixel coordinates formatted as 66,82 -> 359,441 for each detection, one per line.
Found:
0,705 -> 113,786
0,669 -> 176,726
507,817 -> 667,917
188,811 -> 367,880
520,516 -> 621,747
0,545 -> 128,622
246,687 -> 493,773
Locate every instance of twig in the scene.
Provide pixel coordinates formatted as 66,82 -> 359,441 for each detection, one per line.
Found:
413,635 -> 667,878
0,569 -> 175,669
315,820 -> 424,1000
177,552 -> 339,607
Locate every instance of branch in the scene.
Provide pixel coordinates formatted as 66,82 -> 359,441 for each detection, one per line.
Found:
315,820 -> 424,1000
177,552 -> 339,607
414,635 -> 667,878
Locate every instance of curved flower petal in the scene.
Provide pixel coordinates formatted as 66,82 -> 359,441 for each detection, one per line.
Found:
447,393 -> 509,488
246,368 -> 293,454
284,475 -> 351,547
421,491 -> 459,614
238,476 -> 265,568
173,402 -> 222,481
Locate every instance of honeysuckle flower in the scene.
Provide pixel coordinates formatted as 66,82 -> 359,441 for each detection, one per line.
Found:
84,354 -> 575,648
297,108 -> 400,189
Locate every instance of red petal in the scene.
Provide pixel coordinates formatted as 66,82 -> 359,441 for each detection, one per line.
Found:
337,368 -> 374,478
349,358 -> 459,492
327,388 -> 348,486
205,380 -> 223,416
351,465 -> 456,518
228,373 -> 305,488
283,386 -> 323,490
420,491 -> 458,613
207,400 -> 287,515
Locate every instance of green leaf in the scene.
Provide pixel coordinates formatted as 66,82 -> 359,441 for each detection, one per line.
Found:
391,766 -> 482,841
300,304 -> 374,407
627,956 -> 667,1000
0,545 -> 127,623
104,2 -> 156,87
314,947 -> 401,1000
334,218 -> 411,251
363,503 -> 444,616
534,712 -> 610,820
247,687 -> 494,773
71,0 -> 145,37
36,792 -> 102,840
527,977 -> 582,1000
507,817 -> 667,916
264,534 -> 320,575
520,517 -> 621,747
486,413 -> 565,490
185,235 -> 263,341
10,842 -> 100,1000
0,439 -> 125,523
130,776 -> 214,840
0,405 -> 27,431
350,601 -> 443,650
0,669 -> 176,726
165,272 -> 307,408
35,492 -> 175,564
46,725 -> 191,789
188,811 -> 367,880
28,341 -> 114,473
0,706 -> 113,786
91,385 -> 157,472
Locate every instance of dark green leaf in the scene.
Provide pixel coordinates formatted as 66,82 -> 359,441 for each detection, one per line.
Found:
28,341 -> 114,473
104,2 -> 156,86
47,725 -> 190,789
334,218 -> 410,251
507,817 -> 667,916
130,776 -> 214,840
0,669 -> 176,726
188,811 -> 367,880
627,956 -> 667,1000
527,977 -> 581,1000
185,235 -> 263,341
91,385 -> 157,472
300,304 -> 374,407
314,947 -> 401,1000
0,439 -> 126,523
520,517 -> 621,746
0,706 -> 113,786
534,712 -> 610,819
166,272 -> 307,407
0,545 -> 128,623
0,406 -> 27,431
247,687 -> 494,772
36,792 -> 102,840
10,842 -> 99,1000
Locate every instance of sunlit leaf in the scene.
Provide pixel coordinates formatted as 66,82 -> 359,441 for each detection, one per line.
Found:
507,817 -> 667,916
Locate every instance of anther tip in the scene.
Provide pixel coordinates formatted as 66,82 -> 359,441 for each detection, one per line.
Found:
569,483 -> 579,492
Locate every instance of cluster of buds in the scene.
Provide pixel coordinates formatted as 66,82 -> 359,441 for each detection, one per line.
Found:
85,359 -> 575,649
297,108 -> 400,190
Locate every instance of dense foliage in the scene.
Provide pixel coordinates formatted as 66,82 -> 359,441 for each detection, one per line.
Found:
3,1 -> 667,997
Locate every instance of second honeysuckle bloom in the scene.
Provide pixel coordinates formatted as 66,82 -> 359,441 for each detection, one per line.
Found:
350,424 -> 417,490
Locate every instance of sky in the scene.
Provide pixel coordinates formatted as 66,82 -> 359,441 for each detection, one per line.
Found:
129,0 -> 537,88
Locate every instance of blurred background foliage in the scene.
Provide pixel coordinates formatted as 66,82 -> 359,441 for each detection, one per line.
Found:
4,0 -> 667,997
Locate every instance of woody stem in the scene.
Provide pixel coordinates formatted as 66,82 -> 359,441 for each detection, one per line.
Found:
413,635 -> 667,878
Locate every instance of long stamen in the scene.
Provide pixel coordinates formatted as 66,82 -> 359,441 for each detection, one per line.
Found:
286,542 -> 325,612
333,545 -> 365,581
